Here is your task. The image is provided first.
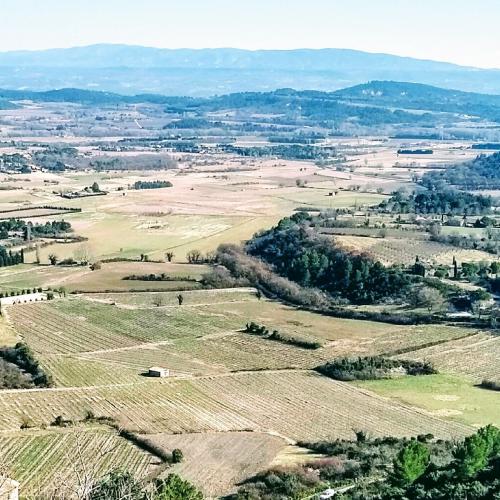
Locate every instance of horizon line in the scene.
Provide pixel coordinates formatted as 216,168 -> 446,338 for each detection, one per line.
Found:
1,43 -> 499,71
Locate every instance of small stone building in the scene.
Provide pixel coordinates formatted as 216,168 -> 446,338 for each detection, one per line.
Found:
148,366 -> 169,378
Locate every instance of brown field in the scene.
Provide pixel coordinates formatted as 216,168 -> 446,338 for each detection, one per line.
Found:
149,431 -> 288,497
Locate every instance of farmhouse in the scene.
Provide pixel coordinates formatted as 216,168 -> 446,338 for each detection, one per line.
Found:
148,366 -> 170,378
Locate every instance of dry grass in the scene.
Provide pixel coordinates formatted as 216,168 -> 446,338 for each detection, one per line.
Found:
149,431 -> 287,497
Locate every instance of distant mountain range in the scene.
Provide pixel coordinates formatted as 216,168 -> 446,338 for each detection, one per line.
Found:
1,44 -> 500,96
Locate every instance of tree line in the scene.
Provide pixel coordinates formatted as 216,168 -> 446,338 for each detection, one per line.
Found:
247,212 -> 413,304
133,180 -> 173,190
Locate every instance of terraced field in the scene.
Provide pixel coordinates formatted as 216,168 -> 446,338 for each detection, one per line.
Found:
0,427 -> 155,497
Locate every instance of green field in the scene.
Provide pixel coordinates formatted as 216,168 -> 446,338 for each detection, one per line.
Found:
355,373 -> 500,428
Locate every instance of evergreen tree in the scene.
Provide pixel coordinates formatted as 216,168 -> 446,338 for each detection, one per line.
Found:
392,440 -> 430,486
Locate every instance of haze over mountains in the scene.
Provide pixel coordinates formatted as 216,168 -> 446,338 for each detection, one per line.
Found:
1,44 -> 500,96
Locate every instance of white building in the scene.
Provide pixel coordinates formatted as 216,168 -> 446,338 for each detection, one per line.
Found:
148,367 -> 170,378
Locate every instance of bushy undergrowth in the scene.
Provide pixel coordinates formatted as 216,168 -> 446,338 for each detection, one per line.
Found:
316,356 -> 437,381
234,426 -> 500,500
244,322 -> 321,349
0,342 -> 53,388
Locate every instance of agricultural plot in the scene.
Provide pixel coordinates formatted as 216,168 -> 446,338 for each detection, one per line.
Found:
335,235 -> 494,266
0,372 -> 471,440
0,427 -> 155,498
87,287 -> 258,307
149,431 -> 287,497
0,264 -> 84,292
356,374 -> 500,428
5,294 -> 480,387
61,261 -> 209,293
400,332 -> 500,382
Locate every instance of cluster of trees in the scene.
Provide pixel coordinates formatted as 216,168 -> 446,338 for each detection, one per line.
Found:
0,342 -> 53,388
379,189 -> 492,215
216,244 -> 327,309
123,273 -> 197,282
0,219 -> 72,240
87,471 -> 202,500
397,149 -> 433,155
32,145 -> 78,172
244,322 -> 321,350
0,153 -> 30,172
235,426 -> 500,500
0,246 -> 24,267
422,152 -> 500,190
133,180 -> 173,190
247,213 -> 412,304
220,144 -> 337,160
316,357 -> 437,381
0,287 -> 43,298
31,220 -> 72,237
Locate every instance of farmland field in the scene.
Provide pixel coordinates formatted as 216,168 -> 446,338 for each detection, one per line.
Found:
396,331 -> 500,382
4,293 -> 477,387
148,431 -> 289,497
0,371 -> 471,440
356,373 -> 500,428
0,427 -> 155,497
334,235 -> 494,266
0,110 -> 499,497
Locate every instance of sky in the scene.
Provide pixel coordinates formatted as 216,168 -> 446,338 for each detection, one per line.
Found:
2,0 -> 500,68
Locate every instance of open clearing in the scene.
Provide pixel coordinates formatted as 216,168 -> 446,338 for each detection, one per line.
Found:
0,262 -> 209,293
356,374 -> 500,428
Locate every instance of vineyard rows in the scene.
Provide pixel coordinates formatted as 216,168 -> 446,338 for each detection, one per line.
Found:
402,332 -> 500,382
0,372 -> 471,440
0,428 -> 154,497
335,235 -> 493,266
85,287 -> 259,308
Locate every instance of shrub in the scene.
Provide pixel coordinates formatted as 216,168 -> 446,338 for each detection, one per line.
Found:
171,448 -> 184,464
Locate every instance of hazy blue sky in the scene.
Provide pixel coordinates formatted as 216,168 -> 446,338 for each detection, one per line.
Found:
2,0 -> 500,68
